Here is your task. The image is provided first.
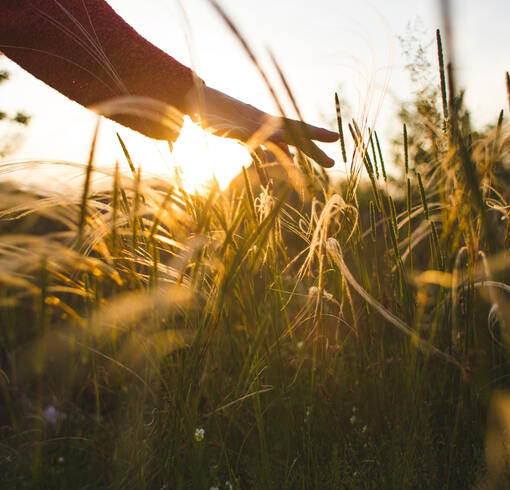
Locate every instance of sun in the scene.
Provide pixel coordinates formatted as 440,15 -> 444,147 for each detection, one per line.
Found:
170,117 -> 252,193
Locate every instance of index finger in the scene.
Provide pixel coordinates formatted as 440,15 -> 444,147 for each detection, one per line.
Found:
282,118 -> 339,143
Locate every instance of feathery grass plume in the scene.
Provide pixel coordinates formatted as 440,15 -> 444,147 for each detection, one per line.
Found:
298,194 -> 358,281
325,238 -> 460,367
335,92 -> 347,164
436,29 -> 449,127
78,118 -> 100,243
92,96 -> 184,139
374,130 -> 387,182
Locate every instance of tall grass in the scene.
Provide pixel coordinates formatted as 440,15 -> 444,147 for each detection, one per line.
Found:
1,30 -> 510,490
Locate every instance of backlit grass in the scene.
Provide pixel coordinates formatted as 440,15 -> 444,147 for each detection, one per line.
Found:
0,32 -> 510,490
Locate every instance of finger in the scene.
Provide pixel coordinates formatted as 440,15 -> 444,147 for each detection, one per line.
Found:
282,118 -> 339,143
295,139 -> 336,168
268,128 -> 335,168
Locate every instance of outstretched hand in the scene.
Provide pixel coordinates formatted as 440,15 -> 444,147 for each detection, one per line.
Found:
183,86 -> 338,168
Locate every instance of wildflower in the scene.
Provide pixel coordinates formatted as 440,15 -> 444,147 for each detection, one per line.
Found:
194,427 -> 205,442
349,415 -> 356,425
225,481 -> 233,489
362,424 -> 368,433
308,286 -> 334,302
297,341 -> 304,350
353,471 -> 358,478
57,456 -> 65,464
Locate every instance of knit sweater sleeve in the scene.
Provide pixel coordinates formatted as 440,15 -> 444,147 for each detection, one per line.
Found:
0,0 -> 198,141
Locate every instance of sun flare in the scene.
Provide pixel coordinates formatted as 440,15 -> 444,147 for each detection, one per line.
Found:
170,117 -> 252,193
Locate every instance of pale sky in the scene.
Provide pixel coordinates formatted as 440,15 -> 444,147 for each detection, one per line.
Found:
1,0 -> 509,190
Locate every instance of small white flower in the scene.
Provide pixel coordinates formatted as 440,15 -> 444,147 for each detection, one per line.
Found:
297,341 -> 304,350
43,405 -> 66,425
353,471 -> 358,477
308,286 -> 334,302
194,427 -> 205,442
349,415 -> 356,424
225,481 -> 233,489
160,485 -> 168,490
362,424 -> 368,433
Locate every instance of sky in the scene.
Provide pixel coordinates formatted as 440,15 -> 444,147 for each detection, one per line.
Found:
1,0 -> 509,191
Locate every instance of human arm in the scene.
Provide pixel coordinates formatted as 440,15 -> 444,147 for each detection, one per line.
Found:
0,0 -> 196,141
1,0 -> 337,166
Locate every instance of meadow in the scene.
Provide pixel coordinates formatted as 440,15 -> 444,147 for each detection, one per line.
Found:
1,29 -> 510,489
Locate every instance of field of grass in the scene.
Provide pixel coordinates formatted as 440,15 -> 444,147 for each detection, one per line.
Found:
1,31 -> 510,489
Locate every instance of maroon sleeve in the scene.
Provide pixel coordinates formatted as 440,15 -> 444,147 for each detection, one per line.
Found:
0,0 -> 199,141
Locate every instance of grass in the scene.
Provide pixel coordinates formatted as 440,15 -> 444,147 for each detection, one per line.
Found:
1,33 -> 510,490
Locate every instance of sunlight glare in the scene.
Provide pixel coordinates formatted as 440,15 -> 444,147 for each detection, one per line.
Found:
171,117 -> 252,193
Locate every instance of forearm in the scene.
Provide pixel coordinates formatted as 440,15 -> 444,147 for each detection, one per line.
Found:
0,0 -> 198,140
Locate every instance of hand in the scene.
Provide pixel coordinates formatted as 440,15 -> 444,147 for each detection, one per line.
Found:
183,86 -> 338,168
